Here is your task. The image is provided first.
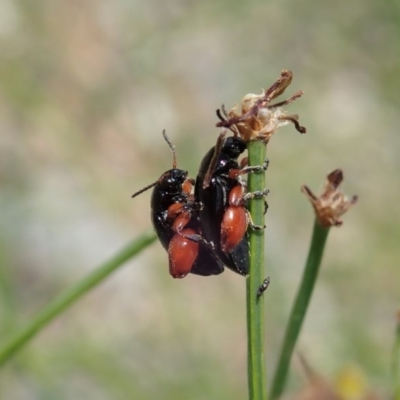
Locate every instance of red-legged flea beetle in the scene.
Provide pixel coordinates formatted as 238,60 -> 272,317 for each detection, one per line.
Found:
195,132 -> 269,276
131,131 -> 224,278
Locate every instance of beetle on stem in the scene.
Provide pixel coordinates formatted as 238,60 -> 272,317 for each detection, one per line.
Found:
132,131 -> 223,278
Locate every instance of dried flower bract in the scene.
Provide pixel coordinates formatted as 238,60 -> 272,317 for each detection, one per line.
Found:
216,70 -> 306,143
302,169 -> 358,227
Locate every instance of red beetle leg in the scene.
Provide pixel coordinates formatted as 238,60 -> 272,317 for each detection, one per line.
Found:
228,184 -> 245,206
182,178 -> 195,196
221,184 -> 248,252
228,168 -> 241,179
240,157 -> 248,169
221,206 -> 248,253
168,228 -> 199,278
167,202 -> 186,220
171,208 -> 203,243
171,211 -> 191,233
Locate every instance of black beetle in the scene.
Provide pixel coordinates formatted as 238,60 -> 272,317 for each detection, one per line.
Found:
131,131 -> 223,278
195,132 -> 269,276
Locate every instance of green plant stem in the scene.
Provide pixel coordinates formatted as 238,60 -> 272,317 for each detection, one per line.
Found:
246,140 -> 268,400
270,220 -> 329,400
394,311 -> 400,400
0,231 -> 157,368
0,239 -> 18,335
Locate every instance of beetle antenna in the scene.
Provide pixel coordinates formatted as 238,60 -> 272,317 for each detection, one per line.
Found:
132,130 -> 177,198
203,130 -> 227,189
162,129 -> 177,169
131,180 -> 158,198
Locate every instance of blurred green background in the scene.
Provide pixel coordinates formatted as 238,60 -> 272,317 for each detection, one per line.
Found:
0,0 -> 399,398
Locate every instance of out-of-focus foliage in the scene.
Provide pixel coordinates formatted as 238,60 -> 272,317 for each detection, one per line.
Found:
0,0 -> 399,398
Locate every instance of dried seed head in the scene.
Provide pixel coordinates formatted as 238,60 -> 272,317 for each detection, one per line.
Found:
216,70 -> 306,143
302,169 -> 358,227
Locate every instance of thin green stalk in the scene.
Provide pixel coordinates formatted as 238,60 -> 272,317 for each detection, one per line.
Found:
0,238 -> 18,335
270,220 -> 329,400
394,311 -> 400,400
0,231 -> 157,368
246,140 -> 268,400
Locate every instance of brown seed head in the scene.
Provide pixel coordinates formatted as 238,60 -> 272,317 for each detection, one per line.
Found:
301,169 -> 358,227
216,70 -> 306,143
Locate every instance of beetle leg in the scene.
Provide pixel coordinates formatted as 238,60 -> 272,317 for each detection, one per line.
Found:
179,233 -> 220,265
172,214 -> 215,249
200,238 -> 215,249
178,231 -> 204,242
170,207 -> 203,244
221,205 -> 249,252
239,158 -> 269,175
177,228 -> 217,250
247,211 -> 266,231
239,157 -> 248,169
182,178 -> 195,195
242,188 -> 270,202
169,228 -> 199,278
172,214 -> 205,244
